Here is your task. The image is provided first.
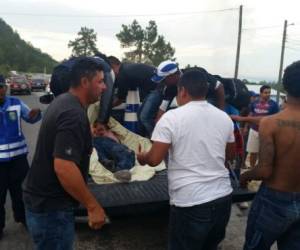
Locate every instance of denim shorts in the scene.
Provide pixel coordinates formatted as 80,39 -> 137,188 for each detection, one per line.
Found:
25,208 -> 75,250
244,184 -> 300,250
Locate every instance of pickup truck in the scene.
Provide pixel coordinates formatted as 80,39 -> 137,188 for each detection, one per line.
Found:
43,56 -> 256,217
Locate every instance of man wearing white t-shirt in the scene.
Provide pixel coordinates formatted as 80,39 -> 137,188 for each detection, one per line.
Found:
137,69 -> 235,250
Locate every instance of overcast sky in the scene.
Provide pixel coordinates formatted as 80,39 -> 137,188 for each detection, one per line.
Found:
1,0 -> 300,81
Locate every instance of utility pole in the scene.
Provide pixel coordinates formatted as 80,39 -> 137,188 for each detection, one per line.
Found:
276,20 -> 288,103
234,5 -> 243,78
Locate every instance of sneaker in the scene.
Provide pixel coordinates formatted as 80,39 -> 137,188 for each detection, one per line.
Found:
113,170 -> 132,182
237,202 -> 249,210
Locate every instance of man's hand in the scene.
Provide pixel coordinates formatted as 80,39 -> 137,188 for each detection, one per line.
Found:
137,144 -> 147,166
28,108 -> 41,120
54,158 -> 107,230
240,172 -> 250,188
137,141 -> 170,167
230,115 -> 244,122
87,203 -> 106,230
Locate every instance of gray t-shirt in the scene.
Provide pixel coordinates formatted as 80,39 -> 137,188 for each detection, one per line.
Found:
23,93 -> 92,212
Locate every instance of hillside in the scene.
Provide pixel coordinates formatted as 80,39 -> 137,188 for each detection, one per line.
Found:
0,18 -> 57,75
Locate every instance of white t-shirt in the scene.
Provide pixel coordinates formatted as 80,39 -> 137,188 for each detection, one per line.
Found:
151,101 -> 234,207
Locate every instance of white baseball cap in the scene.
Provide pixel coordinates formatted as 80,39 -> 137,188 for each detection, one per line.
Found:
151,60 -> 178,83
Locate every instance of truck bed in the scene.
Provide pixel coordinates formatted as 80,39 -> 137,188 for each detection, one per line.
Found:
76,170 -> 256,216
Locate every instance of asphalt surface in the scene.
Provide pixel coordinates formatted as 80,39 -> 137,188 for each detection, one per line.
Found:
0,92 -> 277,250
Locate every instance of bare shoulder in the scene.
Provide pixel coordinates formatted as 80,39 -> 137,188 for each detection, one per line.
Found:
260,114 -> 278,130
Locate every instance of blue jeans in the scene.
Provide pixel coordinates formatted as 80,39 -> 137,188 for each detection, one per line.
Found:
138,90 -> 163,137
244,184 -> 300,250
93,137 -> 135,172
168,194 -> 232,250
25,209 -> 75,250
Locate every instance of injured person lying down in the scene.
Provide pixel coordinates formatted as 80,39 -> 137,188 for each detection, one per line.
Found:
92,119 -> 135,182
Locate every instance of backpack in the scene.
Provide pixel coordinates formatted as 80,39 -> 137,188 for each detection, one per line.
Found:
214,75 -> 250,110
49,56 -> 114,123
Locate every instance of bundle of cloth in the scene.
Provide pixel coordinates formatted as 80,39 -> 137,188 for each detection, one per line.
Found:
87,102 -> 166,184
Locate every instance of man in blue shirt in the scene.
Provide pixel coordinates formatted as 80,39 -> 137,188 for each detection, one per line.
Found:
246,86 -> 279,168
231,86 -> 279,169
0,75 -> 41,239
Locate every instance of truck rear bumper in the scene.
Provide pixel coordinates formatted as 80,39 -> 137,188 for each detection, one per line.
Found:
76,170 -> 256,216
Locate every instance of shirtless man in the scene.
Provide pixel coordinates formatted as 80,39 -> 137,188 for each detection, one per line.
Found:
241,61 -> 300,250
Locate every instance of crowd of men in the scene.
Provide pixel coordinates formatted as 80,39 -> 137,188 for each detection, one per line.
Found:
0,56 -> 300,250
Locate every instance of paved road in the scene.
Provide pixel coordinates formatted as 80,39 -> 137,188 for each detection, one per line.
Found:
0,92 -> 270,250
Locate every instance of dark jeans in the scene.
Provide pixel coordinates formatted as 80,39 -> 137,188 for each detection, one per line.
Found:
25,209 -> 75,250
93,137 -> 135,172
244,185 -> 300,250
168,194 -> 232,250
138,90 -> 163,137
0,155 -> 29,229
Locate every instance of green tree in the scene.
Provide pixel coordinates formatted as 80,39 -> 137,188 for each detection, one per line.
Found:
68,27 -> 99,57
116,20 -> 175,66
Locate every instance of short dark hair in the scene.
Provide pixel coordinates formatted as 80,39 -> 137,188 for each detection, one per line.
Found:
94,51 -> 111,66
178,69 -> 208,98
283,61 -> 300,97
260,85 -> 271,93
107,56 -> 121,66
70,58 -> 104,88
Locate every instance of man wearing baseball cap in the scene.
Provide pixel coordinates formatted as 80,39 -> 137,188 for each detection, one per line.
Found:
150,60 -> 182,124
0,74 -> 41,239
151,62 -> 225,124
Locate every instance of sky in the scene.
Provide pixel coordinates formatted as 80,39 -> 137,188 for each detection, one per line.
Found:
1,0 -> 300,81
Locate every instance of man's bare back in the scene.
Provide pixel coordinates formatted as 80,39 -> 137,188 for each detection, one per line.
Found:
264,105 -> 300,192
241,61 -> 300,250
240,100 -> 300,192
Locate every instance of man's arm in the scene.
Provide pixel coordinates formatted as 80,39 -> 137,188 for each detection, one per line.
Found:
54,158 -> 105,229
155,99 -> 171,123
215,83 -> 225,110
225,142 -> 236,164
112,97 -> 125,107
137,141 -> 170,166
155,109 -> 165,123
113,74 -> 128,107
231,115 -> 262,125
54,112 -> 105,229
240,117 -> 275,187
20,100 -> 41,123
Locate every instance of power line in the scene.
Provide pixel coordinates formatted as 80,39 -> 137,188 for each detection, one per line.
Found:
286,41 -> 300,47
244,33 -> 282,40
286,43 -> 300,49
286,38 -> 300,43
286,46 -> 300,51
243,25 -> 282,31
0,8 -> 237,19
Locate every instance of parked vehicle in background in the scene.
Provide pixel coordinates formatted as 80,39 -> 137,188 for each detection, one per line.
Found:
10,77 -> 31,95
31,78 -> 46,91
